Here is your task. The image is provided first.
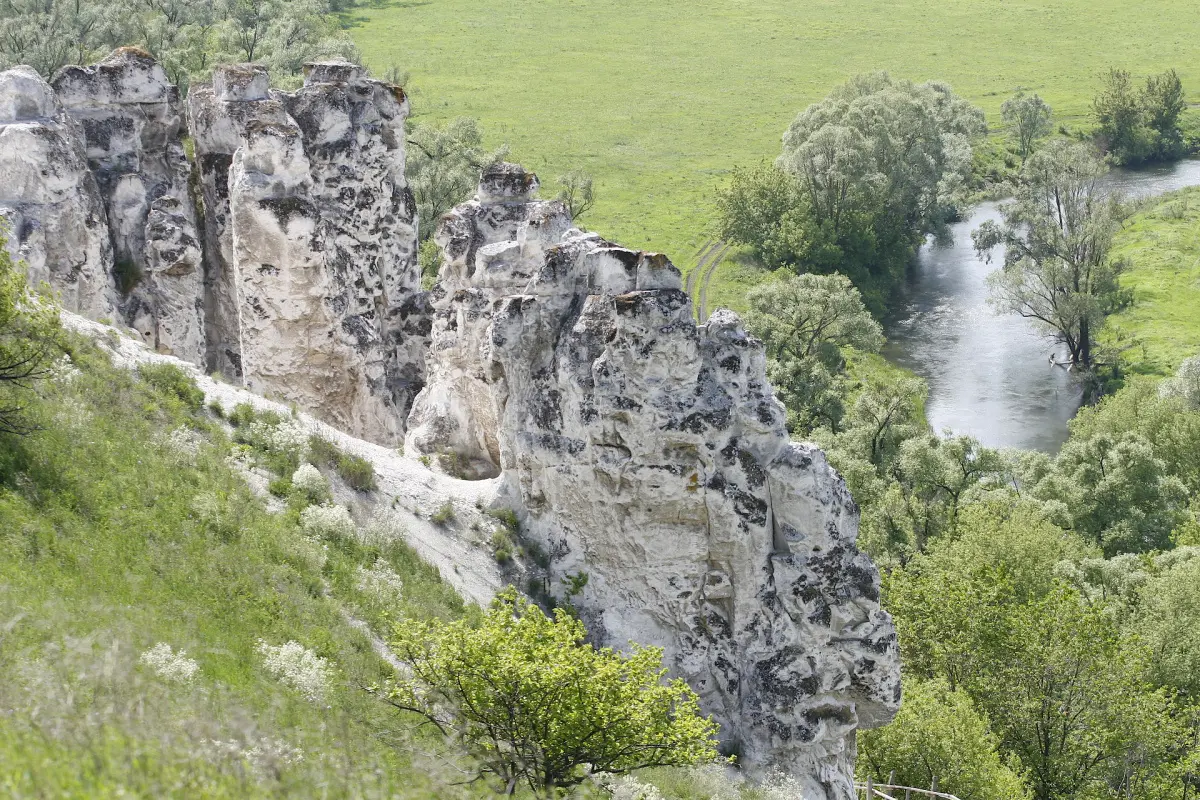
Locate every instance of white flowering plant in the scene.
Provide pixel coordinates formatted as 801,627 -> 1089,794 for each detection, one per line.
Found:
301,503 -> 355,541
256,639 -> 332,704
291,463 -> 329,503
138,642 -> 200,684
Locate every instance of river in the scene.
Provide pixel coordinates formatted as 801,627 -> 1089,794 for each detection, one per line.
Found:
882,158 -> 1200,454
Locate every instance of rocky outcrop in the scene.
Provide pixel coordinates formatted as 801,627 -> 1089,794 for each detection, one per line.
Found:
406,164 -> 901,798
189,62 -> 426,443
52,47 -> 204,364
0,51 -> 428,444
0,66 -> 116,318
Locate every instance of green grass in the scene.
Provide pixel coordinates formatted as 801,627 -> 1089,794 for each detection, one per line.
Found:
352,0 -> 1200,298
1105,187 -> 1200,375
0,338 -> 471,797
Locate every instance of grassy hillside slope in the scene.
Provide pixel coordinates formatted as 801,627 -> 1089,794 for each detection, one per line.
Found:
1106,186 -> 1200,376
0,331 -> 478,797
351,0 -> 1200,280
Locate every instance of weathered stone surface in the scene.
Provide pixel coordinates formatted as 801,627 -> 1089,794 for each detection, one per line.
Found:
188,63 -> 287,378
190,61 -> 426,443
406,164 -> 901,797
0,66 -> 116,318
51,47 -> 204,363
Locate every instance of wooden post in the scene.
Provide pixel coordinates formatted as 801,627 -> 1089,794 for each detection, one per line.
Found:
904,788 -> 911,800
866,777 -> 874,799
930,775 -> 939,795
888,770 -> 896,788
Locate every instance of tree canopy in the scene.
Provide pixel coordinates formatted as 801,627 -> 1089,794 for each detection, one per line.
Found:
377,588 -> 720,796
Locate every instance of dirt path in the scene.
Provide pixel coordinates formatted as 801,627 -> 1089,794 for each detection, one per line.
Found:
684,240 -> 718,299
696,241 -> 731,322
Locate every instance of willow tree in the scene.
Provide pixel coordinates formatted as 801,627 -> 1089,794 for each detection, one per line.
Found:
973,140 -> 1124,369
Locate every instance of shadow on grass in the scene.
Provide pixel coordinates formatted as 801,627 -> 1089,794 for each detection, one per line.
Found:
339,0 -> 432,30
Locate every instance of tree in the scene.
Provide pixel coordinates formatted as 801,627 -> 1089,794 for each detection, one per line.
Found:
720,74 -> 985,308
1143,69 -> 1187,161
1026,431 -> 1188,555
857,678 -> 1031,800
554,169 -> 595,221
0,233 -> 62,435
973,140 -> 1124,369
1001,91 -> 1053,163
377,589 -> 720,797
887,506 -> 1189,800
743,273 -> 882,434
406,117 -> 507,240
1093,67 -> 1187,165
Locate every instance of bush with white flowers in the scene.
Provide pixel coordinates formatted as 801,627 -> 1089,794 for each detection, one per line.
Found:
139,642 -> 200,684
244,418 -> 311,460
291,463 -> 329,501
162,426 -> 203,466
256,639 -> 332,704
301,502 -> 355,540
356,559 -> 404,603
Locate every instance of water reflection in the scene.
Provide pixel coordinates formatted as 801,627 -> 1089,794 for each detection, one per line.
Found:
883,159 -> 1200,453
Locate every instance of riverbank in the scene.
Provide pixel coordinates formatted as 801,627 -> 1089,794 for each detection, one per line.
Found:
1105,186 -> 1200,377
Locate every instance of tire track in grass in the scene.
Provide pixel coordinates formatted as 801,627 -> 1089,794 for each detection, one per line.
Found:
697,241 -> 731,322
685,240 -> 718,300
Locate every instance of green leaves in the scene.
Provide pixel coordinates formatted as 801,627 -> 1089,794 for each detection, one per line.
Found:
382,588 -> 720,795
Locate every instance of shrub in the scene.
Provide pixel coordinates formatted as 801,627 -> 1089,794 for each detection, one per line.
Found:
430,501 -> 455,526
309,435 -> 377,492
256,640 -> 332,705
138,643 -> 200,684
300,503 -> 355,541
137,362 -> 204,412
291,463 -> 329,503
379,589 -> 720,795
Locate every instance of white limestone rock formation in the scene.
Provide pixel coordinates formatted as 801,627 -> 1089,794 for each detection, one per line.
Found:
188,64 -> 290,378
0,66 -> 116,318
189,62 -> 426,444
407,163 -> 901,798
51,47 -> 205,364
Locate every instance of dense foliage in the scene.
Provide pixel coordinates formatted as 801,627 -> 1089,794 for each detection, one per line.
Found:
0,0 -> 360,88
1093,68 -> 1188,166
380,589 -> 720,796
718,73 -> 985,310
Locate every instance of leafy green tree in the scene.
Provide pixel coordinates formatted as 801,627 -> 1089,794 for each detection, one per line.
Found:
0,235 -> 62,435
0,0 -> 358,90
887,506 -> 1189,800
554,168 -> 595,221
1143,69 -> 1187,161
1027,431 -> 1188,555
714,162 -> 805,268
377,588 -> 720,797
1093,68 -> 1153,165
743,273 -> 882,434
406,117 -> 508,239
974,139 -> 1125,369
1093,67 -> 1188,165
1001,91 -> 1053,163
857,678 -> 1031,800
721,74 -> 985,308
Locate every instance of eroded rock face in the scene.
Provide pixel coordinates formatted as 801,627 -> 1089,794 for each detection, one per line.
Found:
190,62 -> 426,443
407,164 -> 901,797
0,66 -> 116,318
51,47 -> 205,364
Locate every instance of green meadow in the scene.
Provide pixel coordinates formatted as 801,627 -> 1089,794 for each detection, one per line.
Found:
351,0 -> 1200,287
1106,187 -> 1200,374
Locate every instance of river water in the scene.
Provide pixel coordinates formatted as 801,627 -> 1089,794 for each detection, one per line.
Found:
882,159 -> 1200,453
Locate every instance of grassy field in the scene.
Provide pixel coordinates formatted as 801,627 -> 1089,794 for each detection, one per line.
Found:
1105,186 -> 1200,376
351,0 -> 1200,303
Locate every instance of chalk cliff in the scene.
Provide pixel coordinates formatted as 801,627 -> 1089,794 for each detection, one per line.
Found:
406,163 -> 901,799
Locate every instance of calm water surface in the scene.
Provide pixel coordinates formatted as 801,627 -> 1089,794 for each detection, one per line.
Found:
883,159 -> 1200,453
